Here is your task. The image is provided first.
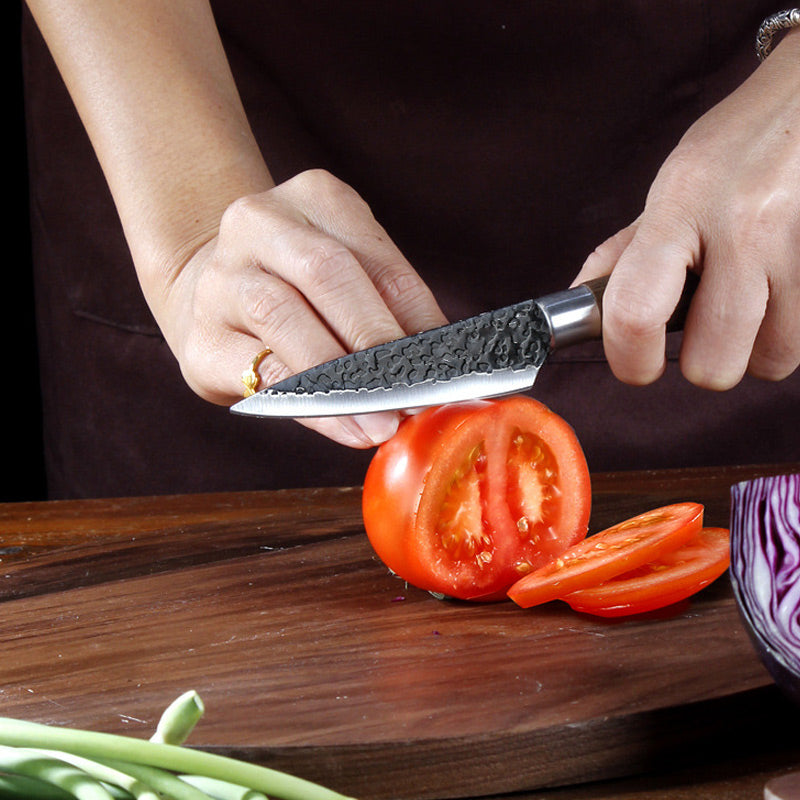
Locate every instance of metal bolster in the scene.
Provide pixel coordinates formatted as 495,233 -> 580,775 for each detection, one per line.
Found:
534,285 -> 602,350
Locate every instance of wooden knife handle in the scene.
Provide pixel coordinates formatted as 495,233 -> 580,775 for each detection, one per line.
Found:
582,269 -> 700,333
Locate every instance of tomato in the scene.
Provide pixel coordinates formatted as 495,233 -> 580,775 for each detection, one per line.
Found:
362,396 -> 591,600
562,527 -> 730,617
507,502 -> 704,608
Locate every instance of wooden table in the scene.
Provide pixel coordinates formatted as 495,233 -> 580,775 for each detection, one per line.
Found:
1,463 -> 799,800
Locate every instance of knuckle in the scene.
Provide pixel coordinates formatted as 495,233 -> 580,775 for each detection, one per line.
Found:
259,358 -> 293,389
582,226 -> 634,273
218,192 -> 284,245
296,243 -> 359,291
649,147 -> 708,203
295,168 -> 373,215
604,285 -> 665,339
239,277 -> 295,330
219,194 -> 260,233
296,168 -> 353,199
727,188 -> 791,253
299,168 -> 341,192
179,335 -> 228,403
373,266 -> 426,306
347,315 -> 402,353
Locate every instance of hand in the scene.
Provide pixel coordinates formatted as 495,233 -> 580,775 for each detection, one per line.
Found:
573,31 -> 800,390
159,169 -> 448,448
27,4 -> 446,449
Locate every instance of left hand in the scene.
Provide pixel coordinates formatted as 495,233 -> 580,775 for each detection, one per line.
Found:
573,29 -> 800,390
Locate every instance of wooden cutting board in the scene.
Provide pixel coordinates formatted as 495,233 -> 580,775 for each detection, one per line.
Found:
1,464 -> 799,800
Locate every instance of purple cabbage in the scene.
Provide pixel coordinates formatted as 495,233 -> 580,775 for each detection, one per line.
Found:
730,473 -> 800,705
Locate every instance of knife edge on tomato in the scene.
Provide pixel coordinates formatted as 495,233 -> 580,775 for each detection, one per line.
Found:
506,502 -> 705,608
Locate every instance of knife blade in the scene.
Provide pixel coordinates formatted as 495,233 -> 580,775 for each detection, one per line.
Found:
230,272 -> 698,418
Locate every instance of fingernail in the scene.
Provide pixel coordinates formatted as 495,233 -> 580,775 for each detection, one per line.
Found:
352,412 -> 400,445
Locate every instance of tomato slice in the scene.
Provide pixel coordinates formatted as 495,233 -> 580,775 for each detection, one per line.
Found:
507,502 -> 704,608
562,527 -> 730,617
362,396 -> 591,600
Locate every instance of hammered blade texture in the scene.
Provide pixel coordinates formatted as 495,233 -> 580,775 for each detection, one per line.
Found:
272,300 -> 551,395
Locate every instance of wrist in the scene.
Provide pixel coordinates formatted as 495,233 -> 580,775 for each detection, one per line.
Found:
757,9 -> 800,60
753,14 -> 800,97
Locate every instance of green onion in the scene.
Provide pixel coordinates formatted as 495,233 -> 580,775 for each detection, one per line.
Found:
150,691 -> 205,746
0,772 -> 76,800
0,745 -> 116,800
0,693 -> 357,800
34,749 -> 160,800
97,758 -> 216,800
179,774 -> 268,800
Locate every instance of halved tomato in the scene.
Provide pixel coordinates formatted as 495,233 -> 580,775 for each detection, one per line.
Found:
562,527 -> 730,617
361,396 -> 591,600
507,502 -> 704,608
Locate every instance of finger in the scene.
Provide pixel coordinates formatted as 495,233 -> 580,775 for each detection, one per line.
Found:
233,275 -> 403,446
678,240 -> 769,390
748,273 -> 800,382
346,236 -> 448,334
277,169 -> 448,335
233,261 -> 366,369
571,220 -> 640,286
238,342 -> 401,449
184,259 -> 403,446
219,193 -> 409,352
199,329 -> 401,448
184,251 -> 349,394
600,218 -> 700,385
265,225 -> 410,349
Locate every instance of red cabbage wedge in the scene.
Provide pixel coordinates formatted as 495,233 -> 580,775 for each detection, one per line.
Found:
730,473 -> 800,705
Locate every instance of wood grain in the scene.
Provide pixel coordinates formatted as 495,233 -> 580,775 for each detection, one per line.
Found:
0,464 -> 798,799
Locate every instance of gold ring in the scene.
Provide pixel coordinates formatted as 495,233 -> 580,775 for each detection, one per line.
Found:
241,348 -> 272,397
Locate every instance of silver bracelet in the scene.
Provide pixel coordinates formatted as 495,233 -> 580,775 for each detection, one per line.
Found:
757,8 -> 800,61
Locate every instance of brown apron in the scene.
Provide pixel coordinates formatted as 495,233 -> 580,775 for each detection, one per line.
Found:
22,1 -> 799,498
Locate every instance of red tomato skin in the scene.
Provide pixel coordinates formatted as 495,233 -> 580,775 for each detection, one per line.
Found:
562,527 -> 730,617
362,404 -> 470,590
506,502 -> 704,608
362,397 -> 591,600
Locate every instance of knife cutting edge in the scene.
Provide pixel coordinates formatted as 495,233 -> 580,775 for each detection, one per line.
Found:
230,271 -> 699,419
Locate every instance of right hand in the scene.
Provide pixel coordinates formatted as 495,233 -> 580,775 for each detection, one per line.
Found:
157,169 -> 449,448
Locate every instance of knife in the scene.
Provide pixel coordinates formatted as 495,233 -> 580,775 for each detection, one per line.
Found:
230,271 -> 699,418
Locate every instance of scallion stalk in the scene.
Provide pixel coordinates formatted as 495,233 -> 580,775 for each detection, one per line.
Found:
98,757 -> 221,800
33,749 -> 161,800
0,745 -> 116,800
0,772 -> 76,800
150,690 -> 205,746
0,714 -> 356,800
179,774 -> 269,800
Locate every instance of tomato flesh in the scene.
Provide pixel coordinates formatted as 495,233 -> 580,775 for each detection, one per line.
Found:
562,527 -> 730,617
507,502 -> 704,608
506,431 -> 565,569
362,396 -> 591,600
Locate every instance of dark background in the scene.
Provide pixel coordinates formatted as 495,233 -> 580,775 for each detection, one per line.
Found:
10,5 -> 47,502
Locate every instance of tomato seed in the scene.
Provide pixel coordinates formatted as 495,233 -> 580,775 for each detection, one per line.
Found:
618,513 -> 669,530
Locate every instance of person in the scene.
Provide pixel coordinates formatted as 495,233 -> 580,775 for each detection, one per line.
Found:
21,2 -> 800,499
